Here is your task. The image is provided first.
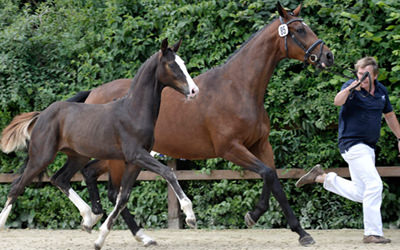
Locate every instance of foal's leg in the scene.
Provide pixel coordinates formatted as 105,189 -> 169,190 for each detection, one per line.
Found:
51,155 -> 102,232
106,164 -> 157,246
222,142 -> 314,246
95,150 -> 196,248
0,145 -> 57,229
134,152 -> 196,228
82,160 -> 155,246
95,163 -> 139,250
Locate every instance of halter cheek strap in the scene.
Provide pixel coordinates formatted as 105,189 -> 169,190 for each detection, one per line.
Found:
279,17 -> 325,65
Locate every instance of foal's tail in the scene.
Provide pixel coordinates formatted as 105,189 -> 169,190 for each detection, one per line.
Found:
0,90 -> 91,154
0,111 -> 40,153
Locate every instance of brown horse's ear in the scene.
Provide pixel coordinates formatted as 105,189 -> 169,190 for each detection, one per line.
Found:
293,3 -> 302,16
161,38 -> 168,55
277,2 -> 287,18
172,39 -> 182,52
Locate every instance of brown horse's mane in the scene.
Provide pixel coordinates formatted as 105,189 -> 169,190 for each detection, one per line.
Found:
224,22 -> 271,64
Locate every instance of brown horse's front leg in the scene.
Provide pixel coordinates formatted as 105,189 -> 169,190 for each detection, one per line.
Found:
81,159 -> 109,215
252,138 -> 314,246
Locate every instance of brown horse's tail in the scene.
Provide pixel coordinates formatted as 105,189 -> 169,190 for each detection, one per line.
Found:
0,111 -> 40,154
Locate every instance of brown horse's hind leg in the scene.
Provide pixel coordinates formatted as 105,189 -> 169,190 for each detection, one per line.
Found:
222,141 -> 315,246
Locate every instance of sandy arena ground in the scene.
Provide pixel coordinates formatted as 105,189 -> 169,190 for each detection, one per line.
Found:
0,228 -> 399,250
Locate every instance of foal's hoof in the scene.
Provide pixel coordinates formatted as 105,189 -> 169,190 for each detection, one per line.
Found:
94,243 -> 102,250
185,217 -> 197,229
134,229 -> 158,247
81,223 -> 92,233
244,212 -> 256,228
299,234 -> 315,246
143,239 -> 157,247
81,213 -> 103,233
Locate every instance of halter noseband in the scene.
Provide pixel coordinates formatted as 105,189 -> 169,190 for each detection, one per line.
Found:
279,16 -> 325,65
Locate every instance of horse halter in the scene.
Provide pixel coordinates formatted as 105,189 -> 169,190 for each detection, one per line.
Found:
278,16 -> 325,65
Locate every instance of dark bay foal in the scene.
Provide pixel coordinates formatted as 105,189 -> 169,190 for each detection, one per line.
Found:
0,38 -> 198,249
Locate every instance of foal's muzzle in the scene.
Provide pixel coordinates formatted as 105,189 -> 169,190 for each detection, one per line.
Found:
187,84 -> 199,99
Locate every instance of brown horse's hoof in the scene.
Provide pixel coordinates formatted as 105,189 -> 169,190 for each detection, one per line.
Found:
299,234 -> 315,246
244,212 -> 256,228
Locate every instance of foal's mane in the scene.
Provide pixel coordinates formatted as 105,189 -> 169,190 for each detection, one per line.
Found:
115,50 -> 161,102
128,51 -> 160,91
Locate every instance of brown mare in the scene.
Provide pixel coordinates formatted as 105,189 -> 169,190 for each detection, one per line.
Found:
82,3 -> 333,246
0,39 -> 199,250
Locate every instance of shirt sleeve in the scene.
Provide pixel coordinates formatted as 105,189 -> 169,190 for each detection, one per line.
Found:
340,80 -> 353,91
383,88 -> 393,114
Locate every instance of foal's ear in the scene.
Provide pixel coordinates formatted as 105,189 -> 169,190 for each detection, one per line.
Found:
172,39 -> 182,52
277,2 -> 287,18
161,38 -> 168,55
292,3 -> 302,16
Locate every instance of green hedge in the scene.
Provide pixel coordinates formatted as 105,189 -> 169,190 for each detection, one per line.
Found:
0,0 -> 400,230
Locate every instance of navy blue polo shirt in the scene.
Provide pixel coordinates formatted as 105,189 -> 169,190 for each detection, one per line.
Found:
338,79 -> 393,153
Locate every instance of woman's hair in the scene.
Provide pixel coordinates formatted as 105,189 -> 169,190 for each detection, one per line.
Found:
355,56 -> 378,75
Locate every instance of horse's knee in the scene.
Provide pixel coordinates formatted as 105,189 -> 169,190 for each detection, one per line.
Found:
259,166 -> 277,182
159,168 -> 177,183
117,191 -> 130,208
107,186 -> 119,204
50,175 -> 71,193
81,160 -> 102,182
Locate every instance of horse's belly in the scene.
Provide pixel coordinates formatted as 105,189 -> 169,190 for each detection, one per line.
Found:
153,132 -> 215,160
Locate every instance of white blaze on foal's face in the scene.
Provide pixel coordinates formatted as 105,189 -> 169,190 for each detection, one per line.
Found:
175,55 -> 199,98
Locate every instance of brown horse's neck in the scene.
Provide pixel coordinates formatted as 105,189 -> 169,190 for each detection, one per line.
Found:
221,20 -> 284,106
125,53 -> 164,125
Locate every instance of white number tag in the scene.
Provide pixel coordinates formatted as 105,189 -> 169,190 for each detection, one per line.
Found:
278,24 -> 289,37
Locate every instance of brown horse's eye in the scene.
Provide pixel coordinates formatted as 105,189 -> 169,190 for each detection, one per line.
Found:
297,28 -> 306,34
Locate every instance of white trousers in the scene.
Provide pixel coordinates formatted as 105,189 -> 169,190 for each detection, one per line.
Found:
323,143 -> 383,236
